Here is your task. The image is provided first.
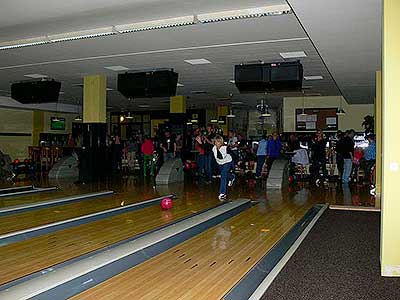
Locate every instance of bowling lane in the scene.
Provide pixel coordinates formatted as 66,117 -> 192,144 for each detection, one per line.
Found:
71,197 -> 318,300
0,195 -> 219,285
0,190 -> 159,235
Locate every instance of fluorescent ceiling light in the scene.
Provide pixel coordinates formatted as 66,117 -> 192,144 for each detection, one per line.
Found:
105,66 -> 129,71
191,90 -> 207,94
177,83 -> 184,87
280,51 -> 307,59
210,119 -> 218,123
126,112 -> 133,119
231,101 -> 243,105
106,88 -> 114,91
48,27 -> 115,42
115,16 -> 195,33
229,80 -> 235,84
138,104 -> 150,108
24,74 -> 48,78
304,75 -> 323,80
186,122 -> 193,125
74,115 -> 82,121
227,114 -> 236,118
197,4 -> 291,23
184,58 -> 212,65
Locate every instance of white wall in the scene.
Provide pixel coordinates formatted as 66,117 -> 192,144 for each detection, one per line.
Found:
283,96 -> 374,132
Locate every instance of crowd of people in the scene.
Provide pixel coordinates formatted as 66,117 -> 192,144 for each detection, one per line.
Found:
106,124 -> 376,199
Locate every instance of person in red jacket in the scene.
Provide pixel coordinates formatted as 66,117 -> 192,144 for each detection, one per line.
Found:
141,137 -> 155,176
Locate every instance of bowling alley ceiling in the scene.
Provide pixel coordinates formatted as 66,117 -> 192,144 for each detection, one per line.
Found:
0,0 -> 381,111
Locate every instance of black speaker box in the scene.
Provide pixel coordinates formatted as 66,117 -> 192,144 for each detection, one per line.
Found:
11,80 -> 61,104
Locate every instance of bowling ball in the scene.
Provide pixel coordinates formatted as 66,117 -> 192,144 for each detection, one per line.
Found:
293,175 -> 297,181
191,161 -> 198,169
288,175 -> 294,183
160,197 -> 173,210
184,162 -> 191,170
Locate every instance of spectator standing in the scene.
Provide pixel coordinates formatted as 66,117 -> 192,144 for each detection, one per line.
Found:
141,137 -> 155,176
266,132 -> 282,174
255,134 -> 268,179
341,129 -> 355,183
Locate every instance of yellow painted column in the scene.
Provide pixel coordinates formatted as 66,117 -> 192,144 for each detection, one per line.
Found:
375,71 -> 382,203
32,111 -> 44,146
83,75 -> 107,123
218,105 -> 228,135
381,0 -> 400,277
170,95 -> 186,114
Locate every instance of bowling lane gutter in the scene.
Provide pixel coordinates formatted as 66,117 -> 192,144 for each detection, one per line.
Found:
0,199 -> 252,300
0,186 -> 58,198
0,185 -> 33,194
0,190 -> 115,217
0,193 -> 175,247
224,204 -> 328,300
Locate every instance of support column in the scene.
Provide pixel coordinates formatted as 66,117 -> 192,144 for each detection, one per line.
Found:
381,0 -> 400,277
169,95 -> 186,127
32,111 -> 44,146
375,71 -> 382,203
80,75 -> 107,182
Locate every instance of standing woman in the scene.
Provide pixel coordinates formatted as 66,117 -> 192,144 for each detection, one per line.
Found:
213,135 -> 235,201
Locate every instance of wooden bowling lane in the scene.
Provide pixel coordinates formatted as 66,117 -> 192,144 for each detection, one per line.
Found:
0,195 -> 219,286
0,190 -> 161,235
71,197 -> 316,300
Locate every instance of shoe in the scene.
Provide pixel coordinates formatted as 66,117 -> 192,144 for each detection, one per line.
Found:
218,194 -> 227,201
228,176 -> 236,187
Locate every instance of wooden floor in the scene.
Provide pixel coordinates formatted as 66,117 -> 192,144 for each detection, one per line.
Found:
71,197 -> 316,300
0,176 -> 375,298
0,190 -> 159,235
0,192 -> 219,285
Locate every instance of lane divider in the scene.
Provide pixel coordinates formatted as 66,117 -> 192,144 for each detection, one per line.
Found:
0,190 -> 115,217
0,186 -> 58,198
0,194 -> 175,246
0,199 -> 251,300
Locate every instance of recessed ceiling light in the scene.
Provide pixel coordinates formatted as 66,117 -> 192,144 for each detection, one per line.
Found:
304,75 -> 323,80
184,58 -> 212,65
138,104 -> 150,108
279,51 -> 307,59
177,83 -> 184,87
24,74 -> 48,78
104,66 -> 129,71
231,101 -> 243,105
229,80 -> 235,84
191,90 -> 207,94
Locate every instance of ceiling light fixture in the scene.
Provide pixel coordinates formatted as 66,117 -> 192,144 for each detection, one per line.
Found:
24,74 -> 48,78
197,4 -> 291,23
229,80 -> 235,84
126,112 -> 133,119
177,83 -> 184,87
227,108 -> 236,118
48,27 -> 115,43
115,16 -> 195,33
280,51 -> 307,59
210,119 -> 218,123
74,115 -> 82,121
304,75 -> 323,80
184,58 -> 212,65
104,66 -> 130,71
336,97 -> 346,115
231,101 -> 243,105
0,5 -> 291,51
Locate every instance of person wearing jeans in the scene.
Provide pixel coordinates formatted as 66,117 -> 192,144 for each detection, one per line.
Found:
213,135 -> 235,201
255,135 -> 268,178
341,130 -> 355,183
141,137 -> 154,176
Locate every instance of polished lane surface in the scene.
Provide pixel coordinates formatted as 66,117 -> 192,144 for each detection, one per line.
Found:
0,192 -> 219,285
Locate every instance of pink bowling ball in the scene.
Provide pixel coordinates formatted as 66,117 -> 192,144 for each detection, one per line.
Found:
160,197 -> 173,210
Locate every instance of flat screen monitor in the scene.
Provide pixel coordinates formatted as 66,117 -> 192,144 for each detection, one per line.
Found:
51,117 -> 65,130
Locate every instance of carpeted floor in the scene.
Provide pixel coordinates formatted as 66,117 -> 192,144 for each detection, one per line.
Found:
261,209 -> 400,300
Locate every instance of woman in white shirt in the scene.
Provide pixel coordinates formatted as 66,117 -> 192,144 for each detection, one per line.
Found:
213,135 -> 235,200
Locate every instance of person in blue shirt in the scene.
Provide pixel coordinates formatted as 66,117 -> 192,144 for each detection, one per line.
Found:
266,132 -> 282,175
255,134 -> 268,179
361,133 -> 376,184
